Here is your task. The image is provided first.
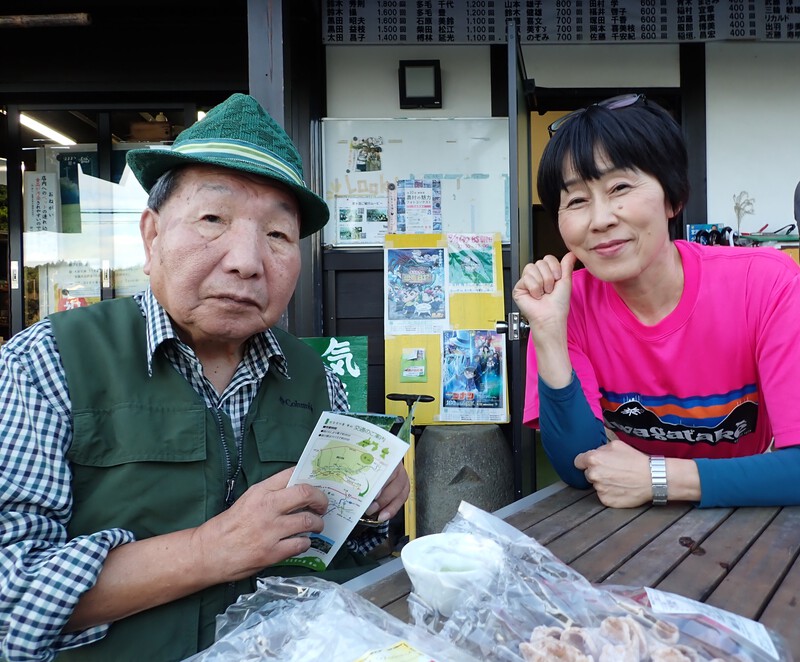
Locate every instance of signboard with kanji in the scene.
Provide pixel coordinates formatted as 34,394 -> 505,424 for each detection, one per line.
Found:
323,1 -> 800,45
23,172 -> 61,232
301,335 -> 369,412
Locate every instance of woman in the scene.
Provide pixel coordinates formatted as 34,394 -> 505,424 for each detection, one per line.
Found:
512,94 -> 800,507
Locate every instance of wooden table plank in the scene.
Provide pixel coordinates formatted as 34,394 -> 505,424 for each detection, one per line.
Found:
544,502 -> 647,564
602,506 -> 732,588
379,594 -> 411,622
706,507 -> 800,620
656,506 -> 778,603
520,491 -> 611,546
502,486 -> 591,532
568,503 -> 692,583
759,553 -> 800,661
356,567 -> 412,610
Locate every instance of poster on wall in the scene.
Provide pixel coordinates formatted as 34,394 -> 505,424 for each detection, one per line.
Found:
447,233 -> 496,293
388,178 -> 442,234
384,246 -> 448,336
323,118 -> 509,247
440,329 -> 508,423
38,262 -> 101,318
335,195 -> 388,244
347,135 -> 384,173
399,347 -> 427,383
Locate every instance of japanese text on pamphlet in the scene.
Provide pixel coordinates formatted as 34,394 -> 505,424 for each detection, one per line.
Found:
280,412 -> 410,571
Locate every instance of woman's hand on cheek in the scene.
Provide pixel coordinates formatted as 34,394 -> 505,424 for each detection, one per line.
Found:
512,252 -> 577,340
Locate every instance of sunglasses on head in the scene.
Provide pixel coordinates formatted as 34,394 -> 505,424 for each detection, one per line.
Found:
547,93 -> 646,137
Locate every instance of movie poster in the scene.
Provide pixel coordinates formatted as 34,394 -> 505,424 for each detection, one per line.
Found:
440,328 -> 507,423
384,246 -> 449,335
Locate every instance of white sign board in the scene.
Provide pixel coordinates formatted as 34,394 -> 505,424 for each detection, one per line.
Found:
322,118 -> 509,246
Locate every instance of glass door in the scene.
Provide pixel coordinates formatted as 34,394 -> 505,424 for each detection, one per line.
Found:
4,103 -> 198,334
0,165 -> 8,342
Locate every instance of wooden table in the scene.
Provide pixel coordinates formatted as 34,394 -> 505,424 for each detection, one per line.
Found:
343,482 -> 800,659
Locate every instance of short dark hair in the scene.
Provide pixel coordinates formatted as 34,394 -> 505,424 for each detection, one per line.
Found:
147,166 -> 189,212
537,100 -> 690,225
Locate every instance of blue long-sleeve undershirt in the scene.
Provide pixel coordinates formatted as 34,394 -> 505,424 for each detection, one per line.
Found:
538,373 -> 800,507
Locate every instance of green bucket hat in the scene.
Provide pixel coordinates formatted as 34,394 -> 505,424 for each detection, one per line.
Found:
126,93 -> 329,238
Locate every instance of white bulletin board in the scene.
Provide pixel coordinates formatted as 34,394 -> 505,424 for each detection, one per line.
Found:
322,118 -> 509,247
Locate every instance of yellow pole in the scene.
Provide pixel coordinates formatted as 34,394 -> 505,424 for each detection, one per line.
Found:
387,394 -> 431,543
403,430 -> 417,541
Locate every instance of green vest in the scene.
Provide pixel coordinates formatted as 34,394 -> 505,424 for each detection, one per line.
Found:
49,298 -> 377,661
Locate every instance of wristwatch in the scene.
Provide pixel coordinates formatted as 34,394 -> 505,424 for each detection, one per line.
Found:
649,456 -> 668,506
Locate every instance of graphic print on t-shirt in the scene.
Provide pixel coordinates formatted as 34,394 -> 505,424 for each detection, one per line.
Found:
601,385 -> 758,446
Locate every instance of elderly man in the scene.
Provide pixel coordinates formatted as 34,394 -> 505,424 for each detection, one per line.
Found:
0,94 -> 409,662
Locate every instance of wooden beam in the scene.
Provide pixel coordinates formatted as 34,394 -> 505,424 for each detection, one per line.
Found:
0,13 -> 91,29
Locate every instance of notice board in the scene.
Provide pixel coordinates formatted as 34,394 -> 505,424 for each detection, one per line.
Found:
322,118 -> 509,247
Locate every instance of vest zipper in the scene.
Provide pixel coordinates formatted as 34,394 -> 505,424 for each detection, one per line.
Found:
214,408 -> 243,509
213,408 -> 247,607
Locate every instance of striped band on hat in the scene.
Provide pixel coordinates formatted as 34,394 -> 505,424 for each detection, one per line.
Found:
172,139 -> 305,187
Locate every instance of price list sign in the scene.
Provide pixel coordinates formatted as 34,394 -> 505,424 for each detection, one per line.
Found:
325,0 -> 506,43
323,0 -> 800,44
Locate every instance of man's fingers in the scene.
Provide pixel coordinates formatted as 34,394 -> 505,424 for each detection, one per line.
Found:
280,508 -> 325,537
288,483 -> 329,515
262,481 -> 328,517
371,465 -> 410,522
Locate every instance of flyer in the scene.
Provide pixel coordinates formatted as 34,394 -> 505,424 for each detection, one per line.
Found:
388,178 -> 442,234
335,195 -> 389,245
280,411 -> 410,571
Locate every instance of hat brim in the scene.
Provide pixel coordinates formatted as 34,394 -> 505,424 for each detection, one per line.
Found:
126,147 -> 330,239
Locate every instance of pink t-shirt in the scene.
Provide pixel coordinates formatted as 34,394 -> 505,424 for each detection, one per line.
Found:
524,241 -> 800,458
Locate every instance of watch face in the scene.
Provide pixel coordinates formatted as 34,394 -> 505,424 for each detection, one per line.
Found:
652,485 -> 668,505
650,457 -> 668,505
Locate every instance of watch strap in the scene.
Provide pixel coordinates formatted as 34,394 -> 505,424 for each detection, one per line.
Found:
649,455 -> 668,506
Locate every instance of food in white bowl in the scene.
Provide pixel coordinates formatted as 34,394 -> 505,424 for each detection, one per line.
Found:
400,531 -> 504,617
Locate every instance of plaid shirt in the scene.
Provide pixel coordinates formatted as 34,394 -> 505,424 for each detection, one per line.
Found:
0,289 -> 387,661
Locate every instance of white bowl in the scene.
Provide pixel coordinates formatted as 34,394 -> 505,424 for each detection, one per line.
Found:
400,531 -> 504,616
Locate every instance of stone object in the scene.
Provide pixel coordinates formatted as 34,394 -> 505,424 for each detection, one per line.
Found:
415,424 -> 514,537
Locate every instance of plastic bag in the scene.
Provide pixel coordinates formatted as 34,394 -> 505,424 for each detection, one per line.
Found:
405,502 -> 791,662
183,575 -> 480,662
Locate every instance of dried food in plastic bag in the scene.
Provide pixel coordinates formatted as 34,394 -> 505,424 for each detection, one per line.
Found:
183,575 -> 479,662
404,502 -> 791,662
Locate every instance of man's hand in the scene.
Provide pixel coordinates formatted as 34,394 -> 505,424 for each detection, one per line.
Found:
574,440 -> 652,507
68,468 -> 328,631
362,463 -> 410,523
194,467 -> 328,582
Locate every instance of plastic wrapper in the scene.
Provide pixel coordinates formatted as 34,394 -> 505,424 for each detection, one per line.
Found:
405,502 -> 791,662
183,575 -> 480,662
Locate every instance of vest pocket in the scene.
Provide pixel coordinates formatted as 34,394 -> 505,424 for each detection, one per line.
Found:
67,405 -> 209,539
252,419 -> 316,468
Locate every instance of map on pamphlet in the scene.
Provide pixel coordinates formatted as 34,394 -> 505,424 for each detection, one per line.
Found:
279,411 -> 410,571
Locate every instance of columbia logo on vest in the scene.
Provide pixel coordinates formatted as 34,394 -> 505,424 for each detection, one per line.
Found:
279,396 -> 313,412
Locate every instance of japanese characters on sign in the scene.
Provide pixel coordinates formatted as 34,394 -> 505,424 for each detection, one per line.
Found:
23,172 -> 61,232
323,1 -> 800,45
301,335 -> 369,412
